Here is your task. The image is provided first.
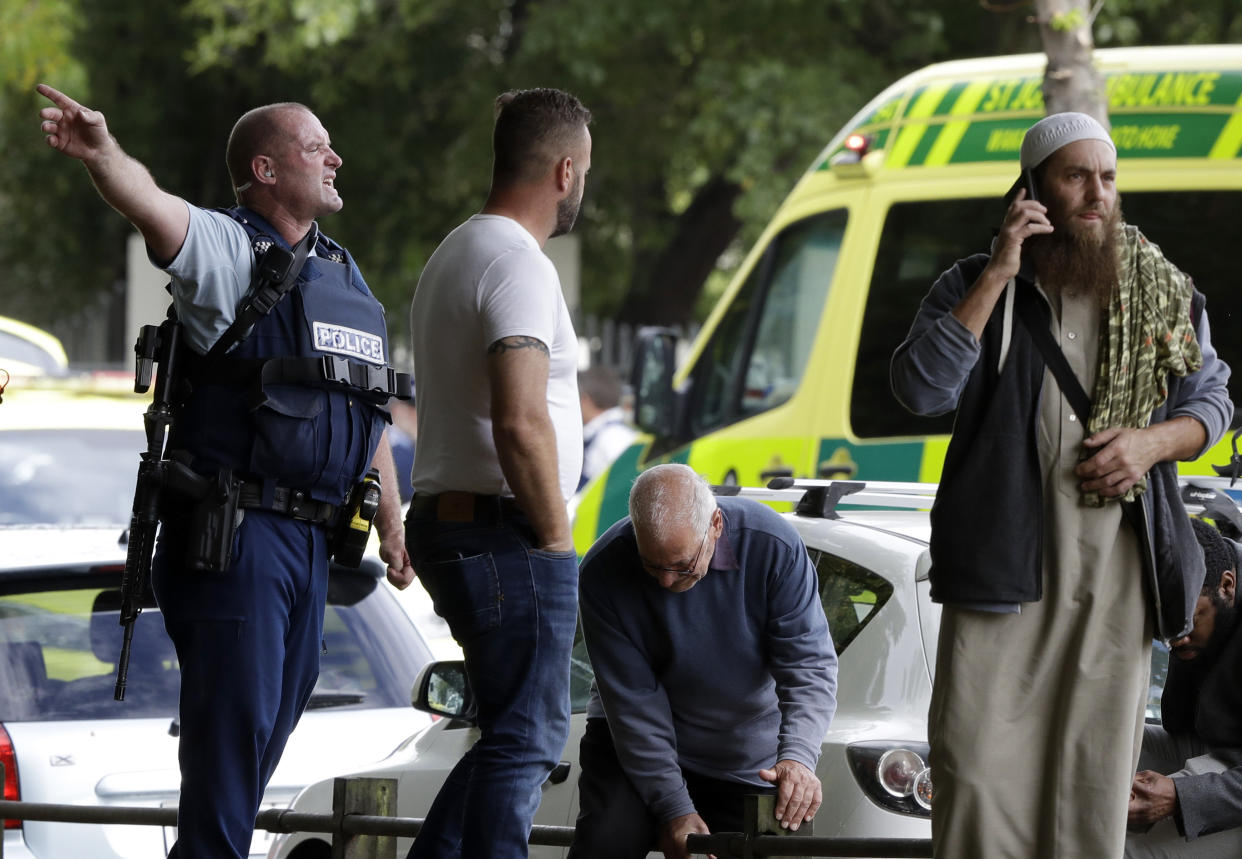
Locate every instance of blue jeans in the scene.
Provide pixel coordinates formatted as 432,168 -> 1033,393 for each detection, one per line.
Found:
406,509 -> 578,859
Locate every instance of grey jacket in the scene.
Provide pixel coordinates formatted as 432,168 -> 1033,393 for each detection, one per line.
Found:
1162,616 -> 1242,838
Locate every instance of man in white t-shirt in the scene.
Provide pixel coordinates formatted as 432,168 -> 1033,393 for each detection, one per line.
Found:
406,88 -> 592,859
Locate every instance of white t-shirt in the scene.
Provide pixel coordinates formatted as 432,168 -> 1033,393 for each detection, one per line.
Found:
409,215 -> 582,500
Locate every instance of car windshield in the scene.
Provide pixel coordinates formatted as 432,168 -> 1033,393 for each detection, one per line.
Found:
0,570 -> 429,722
0,429 -> 142,526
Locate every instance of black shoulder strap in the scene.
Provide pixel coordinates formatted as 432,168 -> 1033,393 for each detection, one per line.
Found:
1014,283 -> 1093,426
1014,284 -> 1148,534
204,224 -> 318,363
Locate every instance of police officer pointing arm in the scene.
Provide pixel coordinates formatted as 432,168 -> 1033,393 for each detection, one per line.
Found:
39,83 -> 412,859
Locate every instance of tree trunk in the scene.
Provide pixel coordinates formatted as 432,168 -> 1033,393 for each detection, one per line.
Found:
617,174 -> 742,326
1034,0 -> 1109,126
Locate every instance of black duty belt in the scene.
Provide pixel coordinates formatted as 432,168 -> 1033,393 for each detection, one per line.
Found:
409,491 -> 523,524
237,483 -> 339,524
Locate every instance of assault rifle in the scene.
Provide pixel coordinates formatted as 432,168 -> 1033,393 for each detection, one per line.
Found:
115,312 -> 182,701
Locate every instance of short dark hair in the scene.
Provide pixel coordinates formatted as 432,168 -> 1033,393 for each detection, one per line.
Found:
492,88 -> 591,185
1192,517 -> 1236,595
225,102 -> 311,194
579,365 -> 623,409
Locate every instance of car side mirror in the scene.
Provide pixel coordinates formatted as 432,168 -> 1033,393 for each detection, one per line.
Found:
411,660 -> 477,722
630,326 -> 679,437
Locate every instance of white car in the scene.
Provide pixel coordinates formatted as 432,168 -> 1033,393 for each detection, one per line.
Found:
270,475 -> 1228,858
0,384 -> 437,859
270,481 -> 943,858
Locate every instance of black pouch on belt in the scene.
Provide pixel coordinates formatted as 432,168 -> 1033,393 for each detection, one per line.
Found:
184,468 -> 243,573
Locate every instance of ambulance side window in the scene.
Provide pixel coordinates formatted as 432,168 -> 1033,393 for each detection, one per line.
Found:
688,210 -> 847,437
851,198 -> 993,438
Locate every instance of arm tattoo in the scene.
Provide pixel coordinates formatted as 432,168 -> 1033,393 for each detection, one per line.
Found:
487,335 -> 549,356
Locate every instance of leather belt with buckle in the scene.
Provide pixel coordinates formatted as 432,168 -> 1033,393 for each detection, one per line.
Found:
410,491 -> 522,523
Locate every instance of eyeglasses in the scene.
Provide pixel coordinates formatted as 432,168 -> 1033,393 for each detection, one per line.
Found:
642,520 -> 712,577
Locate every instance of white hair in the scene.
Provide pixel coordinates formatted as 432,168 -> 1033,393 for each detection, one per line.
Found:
628,464 -> 716,542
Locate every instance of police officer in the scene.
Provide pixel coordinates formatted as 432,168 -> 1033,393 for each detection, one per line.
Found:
37,84 -> 415,858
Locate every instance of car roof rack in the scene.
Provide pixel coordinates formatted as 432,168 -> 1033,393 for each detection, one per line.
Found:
711,475 -> 1242,526
711,478 -> 937,520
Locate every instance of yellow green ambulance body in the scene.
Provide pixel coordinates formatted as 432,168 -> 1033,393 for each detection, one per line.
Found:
574,44 -> 1242,551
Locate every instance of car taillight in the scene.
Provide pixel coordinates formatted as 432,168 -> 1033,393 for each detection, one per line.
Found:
846,740 -> 933,817
1,723 -> 20,829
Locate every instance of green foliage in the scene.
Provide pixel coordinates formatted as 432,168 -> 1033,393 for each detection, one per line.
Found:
0,0 -> 86,99
1,0 -> 1235,357
1094,0 -> 1242,45
1050,8 -> 1087,32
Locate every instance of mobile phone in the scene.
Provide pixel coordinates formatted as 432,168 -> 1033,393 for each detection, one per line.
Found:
1024,168 -> 1039,202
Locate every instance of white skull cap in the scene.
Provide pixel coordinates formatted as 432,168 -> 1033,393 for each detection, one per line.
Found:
1019,112 -> 1115,171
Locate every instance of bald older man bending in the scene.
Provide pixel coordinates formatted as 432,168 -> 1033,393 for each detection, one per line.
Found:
570,464 -> 838,859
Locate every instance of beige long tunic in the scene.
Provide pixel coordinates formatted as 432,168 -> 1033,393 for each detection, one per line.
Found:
930,289 -> 1153,858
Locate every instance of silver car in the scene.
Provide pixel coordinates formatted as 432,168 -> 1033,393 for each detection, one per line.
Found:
270,483 -> 941,858
1,385 -> 437,859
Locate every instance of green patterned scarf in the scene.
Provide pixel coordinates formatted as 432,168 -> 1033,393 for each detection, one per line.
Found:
1083,223 -> 1201,506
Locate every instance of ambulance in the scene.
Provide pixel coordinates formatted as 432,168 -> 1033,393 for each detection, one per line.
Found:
573,44 -> 1242,550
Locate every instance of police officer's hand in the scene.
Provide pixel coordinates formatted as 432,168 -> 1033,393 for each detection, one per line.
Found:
658,812 -> 713,859
1077,426 -> 1161,497
1129,770 -> 1178,826
985,187 -> 1053,284
37,84 -> 115,162
759,759 -> 822,831
380,538 -> 415,589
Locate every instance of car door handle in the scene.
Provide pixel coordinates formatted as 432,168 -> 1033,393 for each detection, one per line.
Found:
546,762 -> 571,785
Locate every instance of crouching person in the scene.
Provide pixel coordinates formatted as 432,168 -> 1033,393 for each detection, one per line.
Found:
1127,517 -> 1242,856
569,464 -> 838,859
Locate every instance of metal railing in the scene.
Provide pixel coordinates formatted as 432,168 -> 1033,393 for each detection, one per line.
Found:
0,777 -> 931,858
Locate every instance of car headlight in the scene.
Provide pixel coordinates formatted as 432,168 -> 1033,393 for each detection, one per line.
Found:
845,741 -> 933,817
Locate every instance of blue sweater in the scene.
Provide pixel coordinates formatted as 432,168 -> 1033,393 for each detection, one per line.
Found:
579,497 -> 838,823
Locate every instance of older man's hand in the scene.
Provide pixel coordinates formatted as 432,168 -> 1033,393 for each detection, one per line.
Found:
758,759 -> 822,831
1129,770 -> 1178,827
658,812 -> 713,859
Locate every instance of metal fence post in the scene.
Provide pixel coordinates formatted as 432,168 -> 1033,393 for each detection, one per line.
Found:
330,776 -> 398,859
745,794 -> 813,859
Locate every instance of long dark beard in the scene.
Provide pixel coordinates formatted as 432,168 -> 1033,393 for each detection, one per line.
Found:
1027,201 -> 1123,308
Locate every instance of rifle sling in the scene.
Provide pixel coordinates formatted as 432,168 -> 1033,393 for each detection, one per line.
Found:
203,223 -> 317,364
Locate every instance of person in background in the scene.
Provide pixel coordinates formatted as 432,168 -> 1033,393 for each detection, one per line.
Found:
387,398 -> 418,503
578,364 -> 638,490
1126,518 -> 1242,856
